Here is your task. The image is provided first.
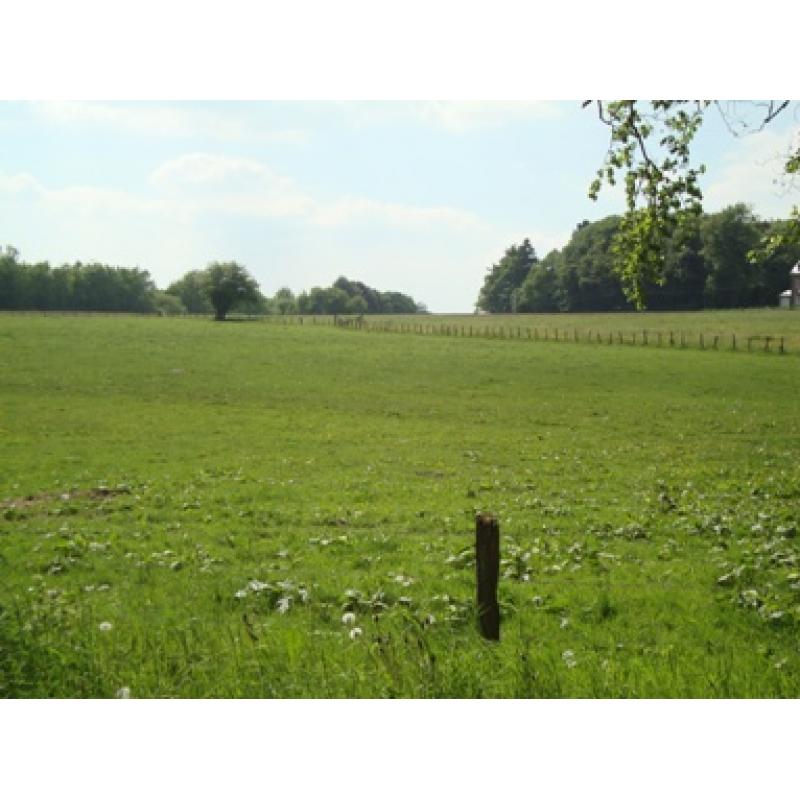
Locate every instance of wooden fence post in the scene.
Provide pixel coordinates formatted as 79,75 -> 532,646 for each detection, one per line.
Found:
475,513 -> 500,641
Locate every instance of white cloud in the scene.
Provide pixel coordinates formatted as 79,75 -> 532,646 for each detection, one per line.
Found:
149,153 -> 315,218
29,102 -> 308,144
311,194 -> 484,230
703,127 -> 800,219
0,152 -> 493,296
148,152 -> 486,230
345,101 -> 563,132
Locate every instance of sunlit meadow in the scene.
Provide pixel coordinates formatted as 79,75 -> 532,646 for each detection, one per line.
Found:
2,312 -> 800,697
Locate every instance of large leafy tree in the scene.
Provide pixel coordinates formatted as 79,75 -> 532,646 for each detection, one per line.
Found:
699,204 -> 762,308
270,287 -> 298,315
167,270 -> 213,314
477,238 -> 538,312
200,261 -> 261,321
516,250 -> 562,312
295,277 -> 423,314
586,100 -> 798,307
556,216 -> 629,311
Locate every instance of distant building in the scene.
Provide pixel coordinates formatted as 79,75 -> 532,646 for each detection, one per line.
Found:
779,262 -> 800,309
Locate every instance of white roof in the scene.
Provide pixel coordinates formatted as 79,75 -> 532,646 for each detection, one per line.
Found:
781,289 -> 793,296
792,262 -> 800,275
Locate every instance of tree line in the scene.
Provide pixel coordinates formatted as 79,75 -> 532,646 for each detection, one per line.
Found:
477,204 -> 800,313
584,101 -> 800,307
0,248 -> 426,320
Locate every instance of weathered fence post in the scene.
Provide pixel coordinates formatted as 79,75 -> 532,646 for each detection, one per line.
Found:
476,513 -> 500,641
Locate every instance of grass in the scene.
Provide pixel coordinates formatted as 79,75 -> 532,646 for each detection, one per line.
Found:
1,312 -> 800,697
269,307 -> 800,353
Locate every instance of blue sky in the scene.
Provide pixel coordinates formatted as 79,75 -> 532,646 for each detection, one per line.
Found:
1,100 -> 798,311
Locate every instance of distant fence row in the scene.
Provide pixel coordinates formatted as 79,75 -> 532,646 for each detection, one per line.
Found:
264,314 -> 789,355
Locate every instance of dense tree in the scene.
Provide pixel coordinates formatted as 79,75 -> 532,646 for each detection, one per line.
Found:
377,290 -> 419,314
269,287 -> 298,315
0,252 -> 426,317
0,252 -> 159,313
150,290 -> 187,315
556,217 -> 629,311
476,206 -> 800,314
200,261 -> 261,321
476,238 -> 538,312
297,286 -> 347,315
586,100 -> 799,307
294,277 -> 423,315
516,250 -> 562,312
166,270 -> 213,314
333,276 -> 382,312
700,204 -> 762,307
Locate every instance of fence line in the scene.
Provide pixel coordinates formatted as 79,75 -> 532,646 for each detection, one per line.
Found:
279,314 -> 789,356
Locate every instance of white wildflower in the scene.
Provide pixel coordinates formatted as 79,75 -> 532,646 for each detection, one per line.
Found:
98,621 -> 113,632
562,649 -> 577,668
342,612 -> 356,626
234,589 -> 248,600
349,626 -> 363,640
423,614 -> 436,627
115,686 -> 131,699
276,597 -> 291,614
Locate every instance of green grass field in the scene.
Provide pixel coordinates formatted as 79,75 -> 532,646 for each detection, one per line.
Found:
269,307 -> 800,353
2,312 -> 800,697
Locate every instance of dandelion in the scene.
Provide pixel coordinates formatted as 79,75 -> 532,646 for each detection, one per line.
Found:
98,621 -> 113,632
115,686 -> 131,699
349,626 -> 363,640
342,612 -> 356,626
562,649 -> 577,668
